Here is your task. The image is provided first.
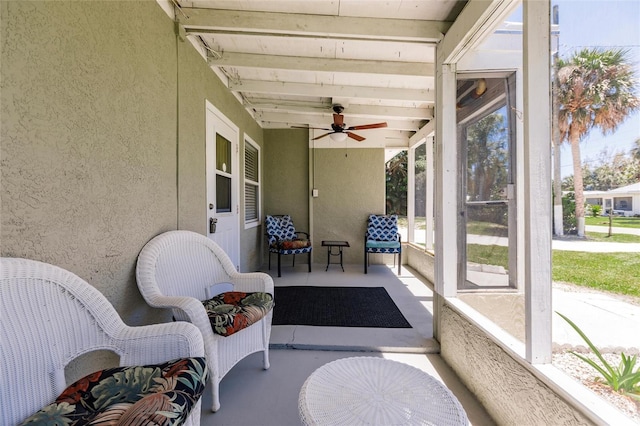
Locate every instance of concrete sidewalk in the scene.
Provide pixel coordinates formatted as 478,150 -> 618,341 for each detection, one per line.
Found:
586,225 -> 640,236
552,238 -> 640,252
552,283 -> 640,353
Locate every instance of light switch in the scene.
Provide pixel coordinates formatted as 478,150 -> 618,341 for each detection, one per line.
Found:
312,189 -> 319,197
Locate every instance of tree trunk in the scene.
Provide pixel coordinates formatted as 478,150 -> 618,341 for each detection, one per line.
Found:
552,55 -> 563,236
553,142 -> 563,236
570,130 -> 585,237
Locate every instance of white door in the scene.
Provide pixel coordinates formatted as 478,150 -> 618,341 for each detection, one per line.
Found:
206,101 -> 240,270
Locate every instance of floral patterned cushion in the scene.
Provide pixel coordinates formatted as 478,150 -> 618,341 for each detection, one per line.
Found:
20,357 -> 208,426
202,291 -> 274,337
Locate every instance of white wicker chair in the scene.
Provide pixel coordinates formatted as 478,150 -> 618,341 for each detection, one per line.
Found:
136,230 -> 274,412
0,257 -> 206,426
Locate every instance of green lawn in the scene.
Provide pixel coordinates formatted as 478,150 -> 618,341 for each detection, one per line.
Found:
401,215 -> 639,298
586,232 -> 640,243
553,251 -> 640,298
585,216 -> 640,229
466,243 -> 640,298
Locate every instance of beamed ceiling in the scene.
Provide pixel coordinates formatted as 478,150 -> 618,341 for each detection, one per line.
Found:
170,0 -> 470,149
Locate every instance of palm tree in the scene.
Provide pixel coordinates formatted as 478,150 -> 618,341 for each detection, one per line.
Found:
555,48 -> 639,236
632,138 -> 640,161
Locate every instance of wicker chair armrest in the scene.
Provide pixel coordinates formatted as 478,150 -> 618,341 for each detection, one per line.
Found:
143,294 -> 213,338
295,231 -> 310,239
115,321 -> 205,366
228,272 -> 274,294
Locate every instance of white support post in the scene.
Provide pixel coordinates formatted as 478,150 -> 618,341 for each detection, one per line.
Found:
425,136 -> 435,251
523,0 -> 553,364
435,57 -> 458,299
408,148 -> 416,244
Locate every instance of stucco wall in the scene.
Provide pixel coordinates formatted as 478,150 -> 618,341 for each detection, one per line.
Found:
439,304 -> 595,425
312,148 -> 385,264
0,0 -> 266,327
263,129 -> 310,262
406,245 -> 435,283
1,1 -> 178,326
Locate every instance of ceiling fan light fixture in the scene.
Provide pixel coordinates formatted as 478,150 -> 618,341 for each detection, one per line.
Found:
329,132 -> 348,142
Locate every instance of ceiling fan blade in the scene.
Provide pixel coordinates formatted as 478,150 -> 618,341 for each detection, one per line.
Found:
333,114 -> 344,127
346,132 -> 365,142
312,132 -> 335,140
347,122 -> 388,131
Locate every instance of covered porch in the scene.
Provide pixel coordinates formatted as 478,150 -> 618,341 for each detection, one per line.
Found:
3,0 -> 637,424
207,263 -> 492,425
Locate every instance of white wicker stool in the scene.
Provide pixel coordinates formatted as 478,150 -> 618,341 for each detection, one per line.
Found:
298,357 -> 469,425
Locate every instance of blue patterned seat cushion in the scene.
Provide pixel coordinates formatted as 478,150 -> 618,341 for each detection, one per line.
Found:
366,240 -> 401,249
20,357 -> 208,426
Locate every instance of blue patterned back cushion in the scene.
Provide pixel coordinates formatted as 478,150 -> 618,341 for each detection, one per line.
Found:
266,215 -> 297,245
367,214 -> 398,241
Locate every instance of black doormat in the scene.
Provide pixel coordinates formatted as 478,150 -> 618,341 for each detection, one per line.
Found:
272,286 -> 411,328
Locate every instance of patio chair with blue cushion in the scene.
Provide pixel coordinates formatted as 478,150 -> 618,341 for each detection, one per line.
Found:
265,214 -> 312,277
1,257 -> 208,426
364,214 -> 402,275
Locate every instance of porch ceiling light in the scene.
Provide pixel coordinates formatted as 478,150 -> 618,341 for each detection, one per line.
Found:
329,132 -> 348,142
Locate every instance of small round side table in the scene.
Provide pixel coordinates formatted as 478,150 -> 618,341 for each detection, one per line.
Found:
298,357 -> 469,426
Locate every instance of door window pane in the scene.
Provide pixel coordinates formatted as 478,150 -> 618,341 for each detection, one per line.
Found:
216,175 -> 231,213
216,134 -> 231,173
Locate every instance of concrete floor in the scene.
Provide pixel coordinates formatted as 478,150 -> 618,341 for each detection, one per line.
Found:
201,262 -> 496,426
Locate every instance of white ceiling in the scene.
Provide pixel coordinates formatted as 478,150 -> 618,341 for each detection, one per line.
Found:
171,0 -> 469,147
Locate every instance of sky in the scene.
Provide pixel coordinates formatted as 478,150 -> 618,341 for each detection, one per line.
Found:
552,0 -> 640,177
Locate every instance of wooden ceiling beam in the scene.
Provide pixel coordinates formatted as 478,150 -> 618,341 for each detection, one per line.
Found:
179,8 -> 449,43
228,79 -> 435,103
246,101 -> 433,120
208,52 -> 434,77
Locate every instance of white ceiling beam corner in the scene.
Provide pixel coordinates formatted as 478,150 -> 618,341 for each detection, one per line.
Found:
228,80 -> 435,103
207,52 -> 434,77
182,28 -> 248,109
440,0 -> 520,64
178,8 -> 449,43
409,120 -> 435,148
156,0 -> 175,19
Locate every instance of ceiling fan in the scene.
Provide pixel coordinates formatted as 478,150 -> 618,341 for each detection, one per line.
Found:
294,104 -> 388,142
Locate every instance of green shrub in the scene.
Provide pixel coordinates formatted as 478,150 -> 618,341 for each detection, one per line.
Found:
589,204 -> 602,217
557,312 -> 640,399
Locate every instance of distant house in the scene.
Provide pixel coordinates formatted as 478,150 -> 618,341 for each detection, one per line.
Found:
584,182 -> 640,216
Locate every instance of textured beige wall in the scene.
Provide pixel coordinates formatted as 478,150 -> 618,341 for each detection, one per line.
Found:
1,1 -> 177,326
261,135 -> 386,266
312,148 -> 385,264
406,245 -> 435,283
263,129 -> 310,247
440,304 -> 595,425
0,0 -> 266,333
